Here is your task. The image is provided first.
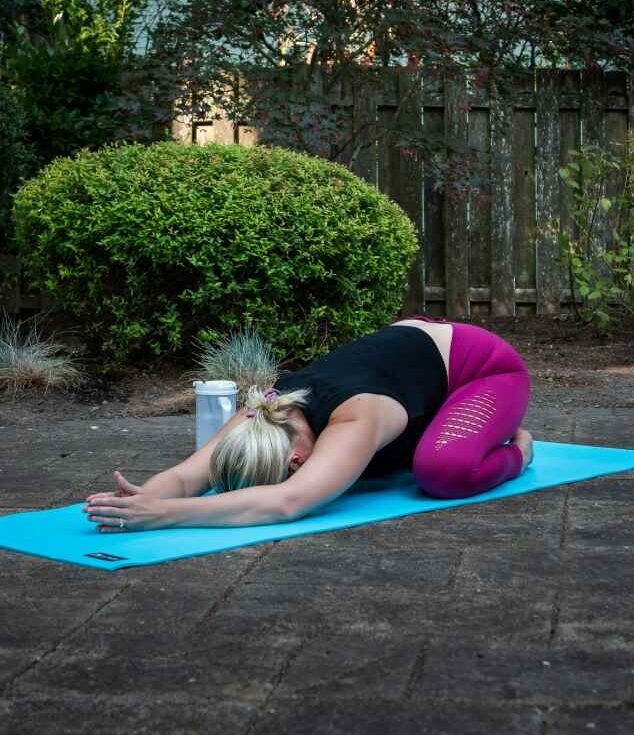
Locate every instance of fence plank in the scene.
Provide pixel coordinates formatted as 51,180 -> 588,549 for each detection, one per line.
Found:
605,107 -> 628,252
581,67 -> 611,256
467,104 -> 491,315
629,70 -> 634,136
395,67 -> 425,315
422,105 -> 445,314
443,70 -> 469,317
513,73 -> 537,315
559,92 -> 581,308
377,68 -> 400,199
489,79 -> 515,316
377,107 -> 398,199
351,75 -> 378,184
581,67 -> 606,147
535,69 -> 561,315
604,73 -> 629,254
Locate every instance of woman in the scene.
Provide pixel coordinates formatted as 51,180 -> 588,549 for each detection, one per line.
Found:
83,315 -> 533,533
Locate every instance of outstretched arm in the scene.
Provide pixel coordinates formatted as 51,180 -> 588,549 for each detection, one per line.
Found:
83,416 -> 382,531
85,406 -> 252,505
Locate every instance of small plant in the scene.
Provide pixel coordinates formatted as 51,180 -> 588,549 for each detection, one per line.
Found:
189,325 -> 280,407
0,309 -> 83,393
557,135 -> 633,327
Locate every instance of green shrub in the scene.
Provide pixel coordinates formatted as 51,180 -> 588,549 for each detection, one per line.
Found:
2,1 -> 156,164
12,141 -> 420,366
557,135 -> 633,327
0,83 -> 38,249
0,83 -> 38,308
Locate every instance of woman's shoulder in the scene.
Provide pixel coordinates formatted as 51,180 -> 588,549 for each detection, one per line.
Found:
329,393 -> 409,444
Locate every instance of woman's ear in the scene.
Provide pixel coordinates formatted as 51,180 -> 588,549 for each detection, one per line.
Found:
288,451 -> 305,474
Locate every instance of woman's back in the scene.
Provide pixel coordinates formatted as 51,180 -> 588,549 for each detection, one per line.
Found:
274,325 -> 448,477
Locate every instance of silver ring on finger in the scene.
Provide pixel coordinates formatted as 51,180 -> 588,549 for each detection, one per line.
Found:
119,517 -> 125,529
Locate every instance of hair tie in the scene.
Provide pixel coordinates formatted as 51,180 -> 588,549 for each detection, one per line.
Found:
245,388 -> 279,419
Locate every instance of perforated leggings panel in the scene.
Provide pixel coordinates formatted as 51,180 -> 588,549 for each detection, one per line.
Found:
407,318 -> 531,499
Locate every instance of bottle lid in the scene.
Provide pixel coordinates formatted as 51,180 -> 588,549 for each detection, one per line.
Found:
193,380 -> 238,395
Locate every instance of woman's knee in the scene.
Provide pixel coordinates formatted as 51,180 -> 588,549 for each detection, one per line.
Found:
412,449 -> 475,499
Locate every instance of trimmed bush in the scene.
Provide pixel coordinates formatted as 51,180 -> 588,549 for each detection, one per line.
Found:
12,141 -> 420,366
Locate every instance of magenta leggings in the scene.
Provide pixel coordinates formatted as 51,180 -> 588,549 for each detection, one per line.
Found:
409,315 -> 531,499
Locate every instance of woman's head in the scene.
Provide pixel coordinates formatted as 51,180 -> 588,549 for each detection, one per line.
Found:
210,385 -> 312,492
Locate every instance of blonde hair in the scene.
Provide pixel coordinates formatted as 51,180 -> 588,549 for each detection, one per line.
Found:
210,385 -> 311,492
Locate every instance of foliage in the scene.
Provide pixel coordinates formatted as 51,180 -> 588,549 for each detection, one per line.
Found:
0,307 -> 83,393
12,140 -> 420,367
140,1 -> 634,175
189,325 -> 280,406
0,82 -> 38,246
0,0 -> 162,167
557,135 -> 633,327
0,82 -> 39,308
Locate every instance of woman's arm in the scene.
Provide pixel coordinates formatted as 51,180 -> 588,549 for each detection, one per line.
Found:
87,406 -> 252,505
84,415 -> 382,530
165,415 -> 382,527
168,406 -> 251,497
276,415 -> 382,518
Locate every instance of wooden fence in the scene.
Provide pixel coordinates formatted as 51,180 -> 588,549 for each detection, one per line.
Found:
4,67 -> 632,317
187,66 -> 633,317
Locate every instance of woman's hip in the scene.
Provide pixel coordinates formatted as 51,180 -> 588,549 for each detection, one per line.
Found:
405,314 -> 530,394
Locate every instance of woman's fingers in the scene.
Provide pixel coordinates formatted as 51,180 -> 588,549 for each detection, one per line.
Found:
85,491 -> 117,502
83,496 -> 130,523
114,470 -> 140,494
85,471 -> 142,503
88,514 -> 122,525
86,496 -> 131,509
83,495 -> 133,532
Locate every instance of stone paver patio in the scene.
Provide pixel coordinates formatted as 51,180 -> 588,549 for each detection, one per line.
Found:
1,400 -> 633,734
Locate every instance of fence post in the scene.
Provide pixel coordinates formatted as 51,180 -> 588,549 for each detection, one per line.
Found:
535,69 -> 562,315
443,70 -> 469,317
489,76 -> 515,316
396,66 -> 425,315
351,73 -> 378,184
629,70 -> 634,138
580,67 -> 612,260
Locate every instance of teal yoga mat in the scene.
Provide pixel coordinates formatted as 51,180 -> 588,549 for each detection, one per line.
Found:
0,440 -> 633,571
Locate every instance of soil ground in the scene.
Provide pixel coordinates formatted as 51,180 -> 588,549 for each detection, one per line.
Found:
1,313 -> 633,427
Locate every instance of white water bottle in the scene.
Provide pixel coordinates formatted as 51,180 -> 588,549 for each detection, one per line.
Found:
193,380 -> 238,450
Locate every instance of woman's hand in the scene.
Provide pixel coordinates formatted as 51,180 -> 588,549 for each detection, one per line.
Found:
82,491 -> 170,533
85,470 -> 142,504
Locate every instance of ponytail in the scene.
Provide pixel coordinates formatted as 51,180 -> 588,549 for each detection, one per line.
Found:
210,385 -> 311,492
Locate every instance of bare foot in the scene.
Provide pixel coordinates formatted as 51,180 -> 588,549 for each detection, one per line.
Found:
512,428 -> 534,472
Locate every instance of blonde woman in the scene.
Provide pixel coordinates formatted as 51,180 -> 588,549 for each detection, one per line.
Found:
83,315 -> 534,533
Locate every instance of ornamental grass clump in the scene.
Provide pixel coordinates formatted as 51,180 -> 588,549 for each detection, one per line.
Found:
0,309 -> 83,393
190,325 -> 280,407
12,140 -> 419,367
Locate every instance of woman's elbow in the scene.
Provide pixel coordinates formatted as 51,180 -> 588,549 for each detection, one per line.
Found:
276,489 -> 309,522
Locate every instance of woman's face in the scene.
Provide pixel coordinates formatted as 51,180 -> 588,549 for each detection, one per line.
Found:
287,409 -> 316,475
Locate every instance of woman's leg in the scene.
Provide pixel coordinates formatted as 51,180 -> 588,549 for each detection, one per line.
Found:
412,368 -> 531,499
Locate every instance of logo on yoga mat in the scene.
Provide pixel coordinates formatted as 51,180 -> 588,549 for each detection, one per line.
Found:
84,552 -> 129,562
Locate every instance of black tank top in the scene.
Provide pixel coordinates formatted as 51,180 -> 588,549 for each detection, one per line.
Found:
274,325 -> 448,477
